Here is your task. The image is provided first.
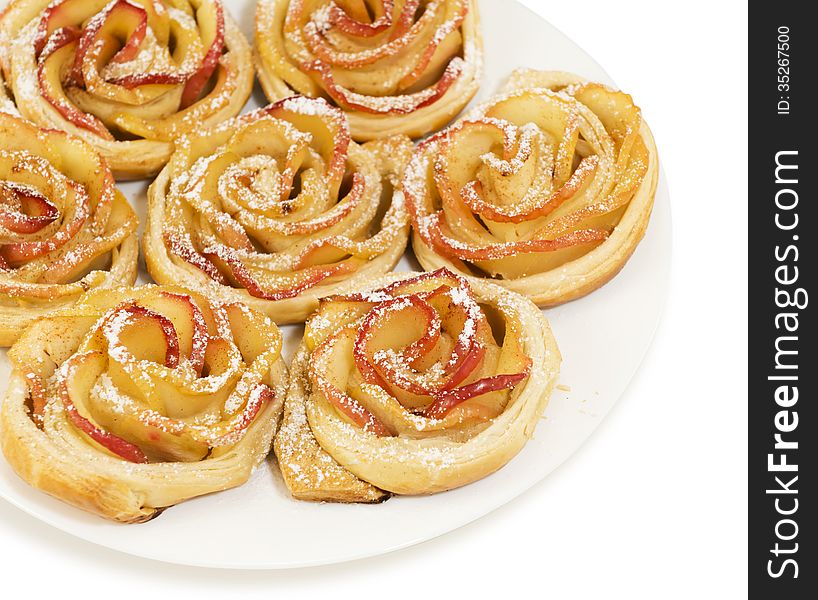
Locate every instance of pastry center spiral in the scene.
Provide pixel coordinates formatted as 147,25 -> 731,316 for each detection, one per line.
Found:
305,269 -> 533,437
25,289 -> 282,464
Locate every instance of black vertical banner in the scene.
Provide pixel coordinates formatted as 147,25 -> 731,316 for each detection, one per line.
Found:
749,3 -> 815,597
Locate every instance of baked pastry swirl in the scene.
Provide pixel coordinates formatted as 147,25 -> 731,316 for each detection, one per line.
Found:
405,69 -> 659,306
0,0 -> 253,179
255,0 -> 483,140
144,96 -> 413,324
0,112 -> 138,346
276,269 -> 559,502
0,285 -> 288,522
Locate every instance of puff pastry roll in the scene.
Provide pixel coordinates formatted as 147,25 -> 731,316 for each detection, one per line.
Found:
0,286 -> 288,522
405,70 -> 659,306
255,0 -> 483,140
144,96 -> 412,324
275,269 -> 559,502
0,112 -> 138,346
0,0 -> 253,179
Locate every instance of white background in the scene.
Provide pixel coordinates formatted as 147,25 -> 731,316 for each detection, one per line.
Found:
0,0 -> 748,597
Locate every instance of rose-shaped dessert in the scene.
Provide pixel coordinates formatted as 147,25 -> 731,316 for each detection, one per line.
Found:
0,0 -> 253,179
0,112 -> 138,346
405,70 -> 659,306
255,0 -> 482,140
144,96 -> 413,324
0,285 -> 288,522
275,268 -> 559,502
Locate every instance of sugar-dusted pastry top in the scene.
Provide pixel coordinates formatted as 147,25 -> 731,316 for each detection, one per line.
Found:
0,111 -> 138,346
0,285 -> 288,522
144,95 -> 413,324
0,66 -> 17,115
0,0 -> 253,179
255,0 -> 483,140
276,269 -> 560,501
405,69 -> 659,306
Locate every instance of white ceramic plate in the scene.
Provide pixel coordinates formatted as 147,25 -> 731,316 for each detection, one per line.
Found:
0,0 -> 671,569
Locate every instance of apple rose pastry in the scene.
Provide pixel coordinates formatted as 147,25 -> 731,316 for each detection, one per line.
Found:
0,285 -> 288,522
276,269 -> 559,502
0,0 -> 253,179
255,0 -> 483,141
144,96 -> 413,324
405,69 -> 660,306
0,112 -> 138,347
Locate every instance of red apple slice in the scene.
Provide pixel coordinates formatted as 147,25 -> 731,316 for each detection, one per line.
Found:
37,26 -> 114,140
58,351 -> 149,463
107,4 -> 148,64
353,294 -> 441,395
419,211 -> 609,261
330,267 -> 464,303
69,0 -> 148,87
180,0 -> 225,109
303,1 -> 409,67
202,243 -> 352,301
397,7 -> 467,89
132,380 -> 273,447
351,280 -> 488,399
154,291 -> 209,376
223,302 -> 281,363
441,342 -> 485,391
395,305 -> 443,365
187,382 -> 272,446
164,231 -> 229,285
310,328 -> 390,436
108,72 -> 188,89
0,182 -> 59,234
64,395 -> 150,462
213,383 -> 272,441
102,303 -> 181,370
419,284 -> 482,379
242,171 -> 364,238
458,156 -> 599,224
261,97 -> 350,185
33,0 -> 108,57
422,371 -> 530,420
381,268 -> 465,296
0,180 -> 89,265
325,0 -> 396,37
302,56 -> 464,115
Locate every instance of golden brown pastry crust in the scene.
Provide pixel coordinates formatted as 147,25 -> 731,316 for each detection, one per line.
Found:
0,285 -> 288,522
0,65 -> 17,116
0,112 -> 138,347
276,346 -> 390,503
275,269 -> 560,501
254,0 -> 483,141
405,69 -> 660,307
0,0 -> 254,180
144,96 -> 412,324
